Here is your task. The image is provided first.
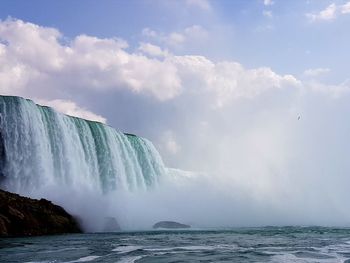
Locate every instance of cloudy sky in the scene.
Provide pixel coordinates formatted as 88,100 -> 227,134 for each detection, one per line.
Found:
0,0 -> 349,178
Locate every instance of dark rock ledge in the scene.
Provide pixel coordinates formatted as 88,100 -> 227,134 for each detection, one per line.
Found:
0,189 -> 82,237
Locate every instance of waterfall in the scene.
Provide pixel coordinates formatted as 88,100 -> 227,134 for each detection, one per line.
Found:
0,95 -> 166,195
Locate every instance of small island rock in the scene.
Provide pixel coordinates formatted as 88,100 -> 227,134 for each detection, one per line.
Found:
103,217 -> 121,232
153,221 -> 191,229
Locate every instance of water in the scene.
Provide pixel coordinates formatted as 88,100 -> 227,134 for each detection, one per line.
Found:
0,95 -> 166,194
1,227 -> 350,263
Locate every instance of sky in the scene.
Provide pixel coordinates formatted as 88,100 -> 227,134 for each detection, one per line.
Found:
2,0 -> 350,225
0,0 -> 350,169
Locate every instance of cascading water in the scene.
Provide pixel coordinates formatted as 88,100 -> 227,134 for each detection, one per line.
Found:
0,95 -> 169,230
0,96 -> 166,193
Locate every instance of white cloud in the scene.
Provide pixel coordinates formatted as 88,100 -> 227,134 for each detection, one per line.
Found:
138,42 -> 169,57
142,27 -> 185,47
0,18 -> 345,112
185,0 -> 211,11
263,10 -> 273,18
184,25 -> 209,39
341,1 -> 350,14
307,3 -> 337,21
263,0 -> 274,6
307,80 -> 350,98
167,32 -> 186,46
170,55 -> 300,107
142,28 -> 157,38
141,25 -> 208,48
306,2 -> 350,22
303,68 -> 330,77
37,99 -> 107,123
0,19 -> 182,101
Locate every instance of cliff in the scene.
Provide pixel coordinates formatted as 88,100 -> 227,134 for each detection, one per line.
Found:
0,189 -> 82,237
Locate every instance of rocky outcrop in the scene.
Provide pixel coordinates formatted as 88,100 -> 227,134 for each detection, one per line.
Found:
153,221 -> 191,229
0,189 -> 82,237
103,217 -> 121,232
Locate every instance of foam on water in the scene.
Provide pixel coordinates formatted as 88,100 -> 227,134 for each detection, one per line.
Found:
117,256 -> 143,263
112,246 -> 143,253
69,256 -> 101,262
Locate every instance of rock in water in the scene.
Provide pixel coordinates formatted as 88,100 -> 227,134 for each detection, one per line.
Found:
0,189 -> 82,237
103,217 -> 121,232
153,221 -> 191,229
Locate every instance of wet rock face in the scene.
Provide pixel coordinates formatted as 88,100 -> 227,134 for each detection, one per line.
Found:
0,189 -> 82,237
153,221 -> 191,229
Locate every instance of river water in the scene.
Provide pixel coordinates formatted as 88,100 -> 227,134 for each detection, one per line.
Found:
1,227 -> 350,262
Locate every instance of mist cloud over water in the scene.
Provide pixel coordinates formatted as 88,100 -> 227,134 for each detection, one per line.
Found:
77,88 -> 350,230
1,18 -> 350,230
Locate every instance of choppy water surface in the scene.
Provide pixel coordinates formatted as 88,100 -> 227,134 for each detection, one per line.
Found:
1,227 -> 350,262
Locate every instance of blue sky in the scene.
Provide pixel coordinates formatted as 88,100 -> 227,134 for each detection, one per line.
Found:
1,0 -> 349,81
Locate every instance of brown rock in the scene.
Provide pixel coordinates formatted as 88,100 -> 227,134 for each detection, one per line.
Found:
0,189 -> 82,237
